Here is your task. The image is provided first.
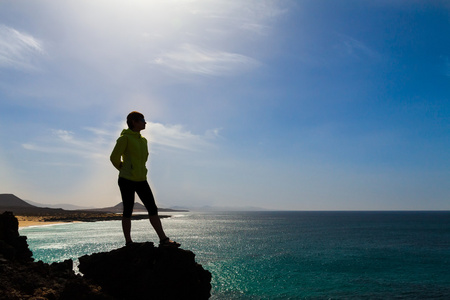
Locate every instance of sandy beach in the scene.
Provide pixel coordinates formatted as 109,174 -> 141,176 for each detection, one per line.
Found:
15,214 -> 170,228
1,194 -> 175,229
16,216 -> 73,228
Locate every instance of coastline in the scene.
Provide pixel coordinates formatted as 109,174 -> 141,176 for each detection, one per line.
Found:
1,194 -> 178,229
16,214 -> 171,228
17,216 -> 74,228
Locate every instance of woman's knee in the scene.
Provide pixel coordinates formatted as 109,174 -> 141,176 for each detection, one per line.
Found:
123,210 -> 133,218
147,206 -> 158,216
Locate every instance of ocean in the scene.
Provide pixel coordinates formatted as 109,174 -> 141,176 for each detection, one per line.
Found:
20,211 -> 450,299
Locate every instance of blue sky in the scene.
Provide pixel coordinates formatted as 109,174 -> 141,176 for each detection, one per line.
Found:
0,0 -> 449,210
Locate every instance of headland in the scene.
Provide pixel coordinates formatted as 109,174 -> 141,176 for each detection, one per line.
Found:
0,194 -> 182,227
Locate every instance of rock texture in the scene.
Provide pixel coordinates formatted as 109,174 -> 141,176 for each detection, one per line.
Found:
79,243 -> 212,299
0,211 -> 112,299
0,211 -> 212,299
0,211 -> 33,262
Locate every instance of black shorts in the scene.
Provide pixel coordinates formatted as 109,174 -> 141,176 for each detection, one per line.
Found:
118,177 -> 158,218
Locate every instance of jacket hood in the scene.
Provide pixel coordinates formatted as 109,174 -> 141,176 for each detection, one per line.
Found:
120,128 -> 141,137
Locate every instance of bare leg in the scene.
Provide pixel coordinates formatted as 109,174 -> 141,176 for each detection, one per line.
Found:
149,214 -> 180,247
122,217 -> 132,243
149,214 -> 167,241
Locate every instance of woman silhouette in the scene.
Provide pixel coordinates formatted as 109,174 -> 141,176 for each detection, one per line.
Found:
110,111 -> 180,247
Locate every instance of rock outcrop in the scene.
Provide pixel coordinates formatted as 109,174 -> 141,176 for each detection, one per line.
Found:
79,243 -> 212,299
0,211 -> 212,299
0,211 -> 33,262
0,211 -> 108,299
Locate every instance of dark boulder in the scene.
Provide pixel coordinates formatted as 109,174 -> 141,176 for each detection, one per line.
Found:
0,258 -> 111,300
79,242 -> 212,299
0,211 -> 33,262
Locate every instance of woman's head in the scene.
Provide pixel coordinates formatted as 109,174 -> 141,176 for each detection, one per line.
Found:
127,111 -> 146,130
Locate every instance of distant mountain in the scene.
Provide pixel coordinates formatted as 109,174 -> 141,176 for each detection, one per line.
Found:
0,194 -> 95,211
87,202 -> 147,213
24,200 -> 96,210
0,194 -> 188,225
1,194 -> 267,214
0,194 -> 34,208
0,194 -> 187,215
0,193 -> 67,215
88,202 -> 188,213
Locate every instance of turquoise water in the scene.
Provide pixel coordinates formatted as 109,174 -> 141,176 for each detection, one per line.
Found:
20,211 -> 450,299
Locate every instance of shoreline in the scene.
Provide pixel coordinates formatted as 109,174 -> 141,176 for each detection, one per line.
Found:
17,216 -> 63,228
16,216 -> 82,228
19,220 -> 75,228
16,214 -> 171,228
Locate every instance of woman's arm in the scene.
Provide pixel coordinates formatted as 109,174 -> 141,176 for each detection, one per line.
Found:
110,136 -> 127,170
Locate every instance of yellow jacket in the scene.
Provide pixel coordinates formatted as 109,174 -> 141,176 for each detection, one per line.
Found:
110,129 -> 149,182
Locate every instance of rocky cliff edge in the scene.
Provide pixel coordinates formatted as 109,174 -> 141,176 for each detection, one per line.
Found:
0,211 -> 212,299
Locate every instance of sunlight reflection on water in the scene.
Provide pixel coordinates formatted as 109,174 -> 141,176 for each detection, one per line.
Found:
20,211 -> 450,299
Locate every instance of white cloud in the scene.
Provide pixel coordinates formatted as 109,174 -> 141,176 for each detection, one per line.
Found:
0,25 -> 45,70
22,129 -> 110,162
153,43 -> 260,76
0,1 -> 286,110
148,122 -> 218,151
37,1 -> 278,75
22,122 -> 218,161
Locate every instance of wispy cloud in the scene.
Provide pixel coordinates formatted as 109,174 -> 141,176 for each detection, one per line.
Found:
21,143 -> 96,160
336,34 -> 381,61
153,43 -> 260,76
0,1 -> 283,109
148,122 -> 218,151
22,123 -> 218,162
22,129 -> 108,160
0,25 -> 44,70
